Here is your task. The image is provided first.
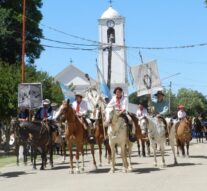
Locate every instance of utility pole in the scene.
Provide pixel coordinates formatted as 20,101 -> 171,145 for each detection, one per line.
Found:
21,0 -> 26,82
107,33 -> 114,90
169,81 -> 172,114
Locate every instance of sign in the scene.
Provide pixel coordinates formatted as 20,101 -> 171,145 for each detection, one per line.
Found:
18,83 -> 42,109
131,60 -> 163,96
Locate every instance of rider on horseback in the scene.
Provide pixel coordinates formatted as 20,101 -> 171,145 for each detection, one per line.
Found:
106,87 -> 136,141
72,92 -> 95,142
152,91 -> 169,137
177,105 -> 186,120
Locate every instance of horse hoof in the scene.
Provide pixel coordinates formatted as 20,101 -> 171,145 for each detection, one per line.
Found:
81,167 -> 85,171
122,168 -> 127,173
93,165 -> 97,170
162,164 -> 167,168
76,169 -> 80,174
99,163 -> 102,167
110,169 -> 115,173
40,167 -> 44,170
33,167 -> 37,170
128,166 -> 133,172
154,163 -> 158,167
70,170 -> 74,174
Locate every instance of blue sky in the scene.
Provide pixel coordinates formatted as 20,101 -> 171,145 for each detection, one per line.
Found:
36,0 -> 207,95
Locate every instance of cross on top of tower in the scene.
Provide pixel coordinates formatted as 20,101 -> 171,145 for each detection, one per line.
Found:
109,0 -> 113,7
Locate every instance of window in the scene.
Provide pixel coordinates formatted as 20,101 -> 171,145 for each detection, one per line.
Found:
107,28 -> 115,43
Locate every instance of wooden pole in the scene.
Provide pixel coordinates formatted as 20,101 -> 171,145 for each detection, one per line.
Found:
21,0 -> 26,82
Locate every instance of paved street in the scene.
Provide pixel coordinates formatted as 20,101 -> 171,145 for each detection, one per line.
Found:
0,139 -> 207,191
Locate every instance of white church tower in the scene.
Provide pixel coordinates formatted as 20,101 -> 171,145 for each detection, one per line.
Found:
98,5 -> 128,95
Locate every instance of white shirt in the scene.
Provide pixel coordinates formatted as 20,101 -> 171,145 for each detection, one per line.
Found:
107,95 -> 128,111
72,100 -> 88,116
177,110 -> 186,119
136,108 -> 148,119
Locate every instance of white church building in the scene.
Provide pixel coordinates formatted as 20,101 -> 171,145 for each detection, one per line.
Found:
55,5 -> 137,112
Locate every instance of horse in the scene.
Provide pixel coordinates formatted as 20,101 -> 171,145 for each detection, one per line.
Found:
10,119 -> 30,166
176,118 -> 192,157
94,107 -> 111,166
58,101 -> 97,174
106,107 -> 131,173
192,117 -> 204,143
140,116 -> 177,167
132,115 -> 151,157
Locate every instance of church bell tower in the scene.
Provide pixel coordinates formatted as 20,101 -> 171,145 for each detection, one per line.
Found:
98,5 -> 128,95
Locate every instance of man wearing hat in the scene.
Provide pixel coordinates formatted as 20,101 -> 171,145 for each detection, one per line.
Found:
152,91 -> 169,137
35,99 -> 52,121
72,92 -> 94,142
152,91 -> 169,116
106,87 -> 136,140
177,105 -> 186,120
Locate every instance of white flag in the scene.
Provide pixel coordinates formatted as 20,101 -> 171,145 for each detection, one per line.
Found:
131,60 -> 162,97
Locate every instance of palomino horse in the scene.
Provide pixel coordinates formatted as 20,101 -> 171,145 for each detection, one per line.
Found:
140,116 -> 177,167
192,117 -> 204,143
58,101 -> 97,173
106,107 -> 132,173
176,118 -> 192,157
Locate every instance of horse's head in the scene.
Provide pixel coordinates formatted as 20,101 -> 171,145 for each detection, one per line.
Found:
139,116 -> 148,135
58,101 -> 75,122
105,106 -> 117,124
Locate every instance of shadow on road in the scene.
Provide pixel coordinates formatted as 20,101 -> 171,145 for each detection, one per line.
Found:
0,171 -> 36,178
167,162 -> 201,168
189,155 -> 207,159
88,168 -> 111,174
132,167 -> 162,174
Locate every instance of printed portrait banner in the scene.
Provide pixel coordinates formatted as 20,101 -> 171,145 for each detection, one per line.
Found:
18,83 -> 43,109
131,60 -> 163,97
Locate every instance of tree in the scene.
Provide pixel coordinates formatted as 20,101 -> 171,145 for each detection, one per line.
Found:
176,88 -> 207,116
0,61 -> 64,121
0,0 -> 44,64
129,92 -> 148,107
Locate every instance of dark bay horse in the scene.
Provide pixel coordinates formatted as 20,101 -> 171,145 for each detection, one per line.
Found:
192,117 -> 204,143
94,107 -> 111,166
59,102 -> 97,173
176,118 -> 192,157
16,121 -> 50,170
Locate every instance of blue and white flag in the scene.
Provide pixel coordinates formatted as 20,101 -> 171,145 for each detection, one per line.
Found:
96,65 -> 112,100
59,82 -> 75,102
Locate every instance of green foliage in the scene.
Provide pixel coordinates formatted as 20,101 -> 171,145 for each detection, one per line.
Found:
0,0 -> 44,64
0,62 -> 64,120
129,88 -> 207,117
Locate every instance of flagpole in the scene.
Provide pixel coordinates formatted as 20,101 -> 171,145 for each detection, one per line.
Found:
21,0 -> 26,83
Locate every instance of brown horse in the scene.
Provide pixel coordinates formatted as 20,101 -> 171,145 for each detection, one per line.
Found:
94,107 -> 111,166
176,118 -> 192,157
59,102 -> 97,173
129,114 -> 150,157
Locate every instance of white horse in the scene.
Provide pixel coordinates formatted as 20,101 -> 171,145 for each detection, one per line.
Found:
105,107 -> 132,173
139,116 -> 167,167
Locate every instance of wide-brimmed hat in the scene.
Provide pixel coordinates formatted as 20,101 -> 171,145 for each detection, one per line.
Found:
51,103 -> 58,107
113,87 -> 123,94
43,99 -> 51,105
75,92 -> 83,98
155,91 -> 165,97
178,104 -> 185,109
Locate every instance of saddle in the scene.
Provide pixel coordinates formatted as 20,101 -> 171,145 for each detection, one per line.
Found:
157,115 -> 168,137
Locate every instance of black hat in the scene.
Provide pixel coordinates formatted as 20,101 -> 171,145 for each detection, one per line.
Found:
155,91 -> 165,96
113,87 -> 123,94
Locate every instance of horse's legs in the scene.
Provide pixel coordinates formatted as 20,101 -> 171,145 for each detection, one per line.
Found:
49,144 -> 54,168
137,139 -> 141,157
75,147 -> 80,174
176,139 -> 180,156
80,144 -> 84,171
169,136 -> 178,165
181,143 -> 185,157
120,144 -> 128,173
98,140 -> 102,166
89,143 -> 97,169
110,143 -> 116,173
186,142 -> 190,157
146,140 -> 150,157
152,143 -> 157,167
127,142 -> 133,171
33,148 -> 37,170
106,143 -> 111,164
16,144 -> 19,166
23,143 -> 28,165
160,143 -> 166,167
104,144 -> 107,159
141,140 -> 146,157
115,144 -> 118,154
69,143 -> 74,174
